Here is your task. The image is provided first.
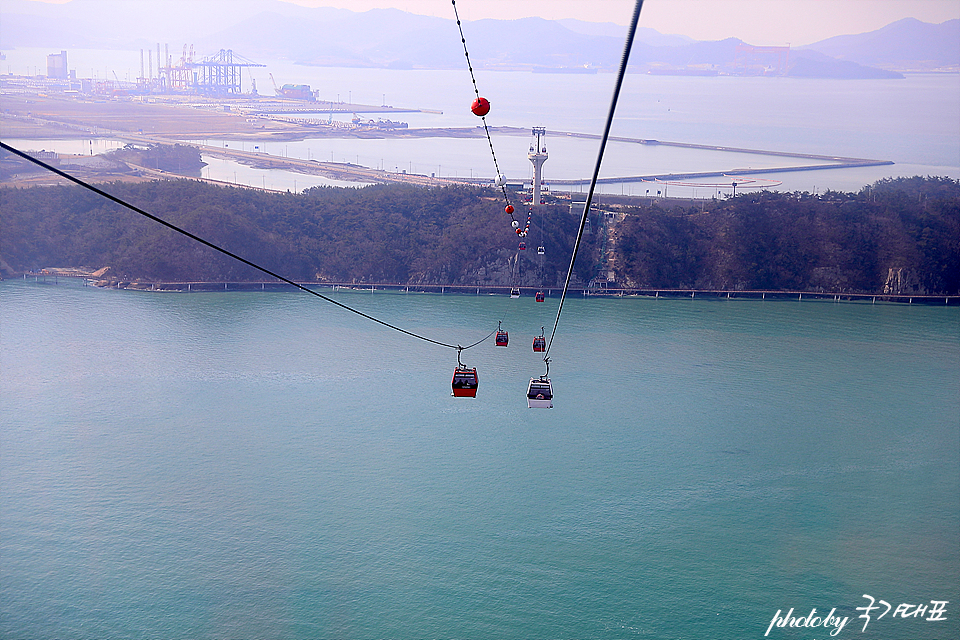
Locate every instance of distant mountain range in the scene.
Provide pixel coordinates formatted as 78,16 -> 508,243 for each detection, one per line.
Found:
799,18 -> 959,72
1,0 -> 957,78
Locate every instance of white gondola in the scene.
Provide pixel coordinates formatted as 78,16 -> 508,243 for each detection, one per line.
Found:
526,375 -> 553,408
510,287 -> 520,298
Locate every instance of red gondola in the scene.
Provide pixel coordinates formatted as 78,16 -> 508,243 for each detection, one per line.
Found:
519,241 -> 526,250
495,320 -> 509,347
452,347 -> 479,397
451,366 -> 479,397
535,291 -> 545,302
533,331 -> 546,353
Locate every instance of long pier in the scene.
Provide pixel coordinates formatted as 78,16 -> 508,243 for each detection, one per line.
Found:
186,126 -> 895,188
122,125 -> 893,191
239,101 -> 439,116
522,128 -> 894,186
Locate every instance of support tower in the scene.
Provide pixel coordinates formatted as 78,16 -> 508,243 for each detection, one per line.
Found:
528,127 -> 548,205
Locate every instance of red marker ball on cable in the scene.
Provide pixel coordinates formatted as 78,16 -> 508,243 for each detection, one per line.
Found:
505,204 -> 514,214
471,97 -> 490,117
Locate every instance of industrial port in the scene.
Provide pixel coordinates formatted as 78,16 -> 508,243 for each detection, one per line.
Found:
2,46 -> 435,133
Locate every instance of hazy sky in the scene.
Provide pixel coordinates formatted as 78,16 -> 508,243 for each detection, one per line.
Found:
291,0 -> 960,45
27,0 -> 960,46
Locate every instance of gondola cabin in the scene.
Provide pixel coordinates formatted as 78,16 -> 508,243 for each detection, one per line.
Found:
527,376 -> 553,408
496,329 -> 509,347
537,246 -> 545,256
519,241 -> 526,250
535,291 -> 545,302
510,288 -> 520,299
451,366 -> 479,397
533,335 -> 546,352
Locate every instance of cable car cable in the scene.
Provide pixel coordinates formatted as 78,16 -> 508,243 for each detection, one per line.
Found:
543,0 -> 644,359
1,140 -> 495,353
451,0 -> 515,221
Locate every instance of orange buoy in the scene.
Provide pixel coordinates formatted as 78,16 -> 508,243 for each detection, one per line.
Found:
505,204 -> 514,214
471,97 -> 490,117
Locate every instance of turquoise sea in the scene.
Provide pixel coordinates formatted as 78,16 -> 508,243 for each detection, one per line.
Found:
2,278 -> 957,638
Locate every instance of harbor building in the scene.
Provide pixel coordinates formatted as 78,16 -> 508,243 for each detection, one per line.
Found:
47,51 -> 67,79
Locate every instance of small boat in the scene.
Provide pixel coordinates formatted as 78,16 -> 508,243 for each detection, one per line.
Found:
526,375 -> 553,408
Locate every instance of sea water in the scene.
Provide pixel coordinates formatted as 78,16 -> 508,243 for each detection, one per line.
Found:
2,278 -> 957,639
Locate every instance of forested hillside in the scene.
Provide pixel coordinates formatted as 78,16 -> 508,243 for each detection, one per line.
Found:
1,176 -> 957,295
613,176 -> 959,295
0,180 -> 595,288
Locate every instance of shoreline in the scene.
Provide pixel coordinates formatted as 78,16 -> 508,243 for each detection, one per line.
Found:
11,273 -> 958,305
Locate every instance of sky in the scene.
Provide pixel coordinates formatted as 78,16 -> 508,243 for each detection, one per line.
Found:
23,0 -> 960,46
288,0 -> 960,45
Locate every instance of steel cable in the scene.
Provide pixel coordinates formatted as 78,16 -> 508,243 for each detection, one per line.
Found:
544,0 -> 645,362
1,140 -> 495,352
451,0 -> 514,218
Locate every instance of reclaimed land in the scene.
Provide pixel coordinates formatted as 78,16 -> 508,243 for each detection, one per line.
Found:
1,94 -> 892,189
